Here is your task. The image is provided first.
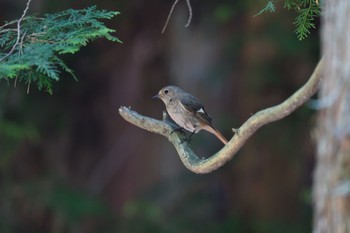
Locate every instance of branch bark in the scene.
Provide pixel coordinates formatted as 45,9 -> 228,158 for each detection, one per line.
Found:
119,59 -> 323,174
313,0 -> 350,231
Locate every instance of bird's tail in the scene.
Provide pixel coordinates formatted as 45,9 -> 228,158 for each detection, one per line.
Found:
202,125 -> 228,145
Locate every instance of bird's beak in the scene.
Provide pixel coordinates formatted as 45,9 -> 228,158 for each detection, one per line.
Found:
152,94 -> 160,99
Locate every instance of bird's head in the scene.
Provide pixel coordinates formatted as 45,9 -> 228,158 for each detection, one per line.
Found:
152,85 -> 179,105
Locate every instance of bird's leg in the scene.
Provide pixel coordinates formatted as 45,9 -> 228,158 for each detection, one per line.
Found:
180,131 -> 195,144
169,127 -> 192,144
187,131 -> 195,140
170,126 -> 185,135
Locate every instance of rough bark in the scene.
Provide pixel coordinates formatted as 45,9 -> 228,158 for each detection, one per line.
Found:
313,0 -> 350,232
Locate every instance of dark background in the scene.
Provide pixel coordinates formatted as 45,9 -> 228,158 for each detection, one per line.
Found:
0,0 -> 319,232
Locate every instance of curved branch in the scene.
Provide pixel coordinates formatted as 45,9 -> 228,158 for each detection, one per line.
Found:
119,59 -> 323,174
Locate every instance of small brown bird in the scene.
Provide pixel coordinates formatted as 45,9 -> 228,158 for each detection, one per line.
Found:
153,85 -> 228,145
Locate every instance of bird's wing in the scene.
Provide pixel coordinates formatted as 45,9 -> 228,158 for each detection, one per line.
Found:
179,94 -> 213,125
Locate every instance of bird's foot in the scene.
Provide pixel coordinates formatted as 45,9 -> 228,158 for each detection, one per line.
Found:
180,137 -> 192,144
170,127 -> 186,135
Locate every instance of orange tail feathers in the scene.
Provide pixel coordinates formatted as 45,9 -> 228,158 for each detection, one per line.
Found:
202,125 -> 228,145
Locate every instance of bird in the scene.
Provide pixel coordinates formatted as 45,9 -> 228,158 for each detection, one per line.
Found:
153,85 -> 228,145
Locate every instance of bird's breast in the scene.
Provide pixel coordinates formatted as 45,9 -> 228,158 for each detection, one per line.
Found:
167,105 -> 199,132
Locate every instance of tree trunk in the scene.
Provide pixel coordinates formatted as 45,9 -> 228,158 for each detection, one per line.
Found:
313,0 -> 350,232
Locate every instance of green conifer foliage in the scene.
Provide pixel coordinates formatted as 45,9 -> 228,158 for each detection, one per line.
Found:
256,0 -> 321,40
0,6 -> 121,93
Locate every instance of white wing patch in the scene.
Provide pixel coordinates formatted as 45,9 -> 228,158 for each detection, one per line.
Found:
197,108 -> 205,114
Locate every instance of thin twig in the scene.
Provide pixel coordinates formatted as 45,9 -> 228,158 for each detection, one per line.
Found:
0,28 -> 18,34
19,30 -> 27,55
0,19 -> 19,29
185,0 -> 192,27
0,0 -> 32,62
162,0 -> 180,34
119,59 -> 324,174
27,80 -> 31,94
162,0 -> 193,33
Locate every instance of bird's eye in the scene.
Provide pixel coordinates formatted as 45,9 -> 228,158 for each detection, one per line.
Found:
164,89 -> 169,94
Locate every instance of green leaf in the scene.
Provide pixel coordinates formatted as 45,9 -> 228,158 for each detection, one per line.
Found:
293,1 -> 320,40
254,1 -> 276,17
0,63 -> 31,78
255,0 -> 321,40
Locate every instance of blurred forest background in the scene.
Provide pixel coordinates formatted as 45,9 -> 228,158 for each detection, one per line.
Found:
0,0 -> 319,232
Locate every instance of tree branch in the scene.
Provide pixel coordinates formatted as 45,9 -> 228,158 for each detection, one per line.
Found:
119,59 -> 323,174
0,0 -> 32,62
161,0 -> 193,34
